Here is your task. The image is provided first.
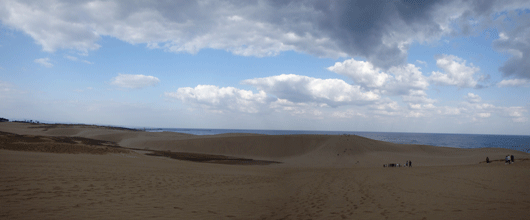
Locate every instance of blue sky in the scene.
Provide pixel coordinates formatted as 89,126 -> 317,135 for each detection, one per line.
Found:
1,1 -> 529,135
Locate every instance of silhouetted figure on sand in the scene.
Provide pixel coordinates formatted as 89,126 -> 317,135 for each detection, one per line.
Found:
409,160 -> 412,167
486,157 -> 489,163
511,155 -> 514,163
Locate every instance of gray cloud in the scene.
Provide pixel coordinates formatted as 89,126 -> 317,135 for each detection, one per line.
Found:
492,13 -> 530,79
3,0 -> 529,69
311,1 -> 443,68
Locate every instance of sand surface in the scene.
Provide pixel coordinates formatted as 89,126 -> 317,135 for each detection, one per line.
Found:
1,122 -> 529,219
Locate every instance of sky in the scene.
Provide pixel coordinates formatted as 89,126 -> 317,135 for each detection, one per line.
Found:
0,0 -> 529,135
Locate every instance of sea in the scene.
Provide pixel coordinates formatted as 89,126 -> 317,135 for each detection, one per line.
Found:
145,128 -> 530,153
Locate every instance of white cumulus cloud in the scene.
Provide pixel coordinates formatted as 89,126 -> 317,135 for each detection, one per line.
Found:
429,54 -> 481,88
415,60 -> 427,66
437,106 -> 461,116
327,59 -> 429,96
65,55 -> 93,64
458,97 -> 528,123
65,55 -> 78,61
242,74 -> 379,107
34,58 -> 53,68
327,59 -> 389,88
401,90 -> 435,104
385,64 -> 430,95
497,78 -> 530,87
165,85 -> 270,114
465,93 -> 482,103
331,110 -> 366,119
166,74 -> 386,114
110,74 -> 160,89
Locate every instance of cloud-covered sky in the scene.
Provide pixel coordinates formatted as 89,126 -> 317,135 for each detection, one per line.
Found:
1,0 -> 529,134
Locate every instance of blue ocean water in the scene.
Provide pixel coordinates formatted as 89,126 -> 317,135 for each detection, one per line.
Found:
145,128 -> 530,153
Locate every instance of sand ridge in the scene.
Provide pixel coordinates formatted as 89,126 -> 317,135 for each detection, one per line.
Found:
0,130 -> 281,166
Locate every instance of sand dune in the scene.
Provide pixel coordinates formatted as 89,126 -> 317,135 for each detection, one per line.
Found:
1,149 -> 529,219
1,122 -> 529,219
0,131 -> 129,155
0,122 -> 526,167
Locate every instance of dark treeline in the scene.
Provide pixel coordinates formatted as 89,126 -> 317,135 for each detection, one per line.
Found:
1,117 -> 44,124
12,119 -> 40,124
3,117 -> 139,132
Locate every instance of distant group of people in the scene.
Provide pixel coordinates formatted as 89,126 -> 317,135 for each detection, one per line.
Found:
506,155 -> 515,164
383,160 -> 412,168
485,155 -> 514,164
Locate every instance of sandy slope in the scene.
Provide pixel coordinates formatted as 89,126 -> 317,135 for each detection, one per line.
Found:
1,122 -> 529,219
1,150 -> 529,220
0,122 -> 526,167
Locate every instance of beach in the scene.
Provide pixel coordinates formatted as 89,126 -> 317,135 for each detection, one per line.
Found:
1,122 -> 529,219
